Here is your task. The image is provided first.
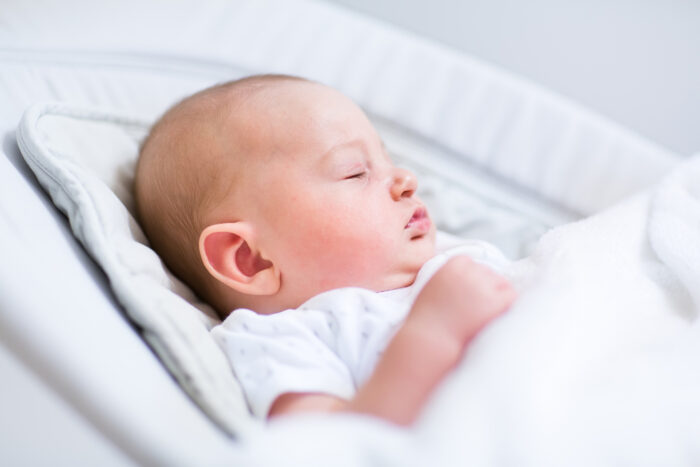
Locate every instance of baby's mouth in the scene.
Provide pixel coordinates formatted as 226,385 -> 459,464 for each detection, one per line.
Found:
405,207 -> 431,237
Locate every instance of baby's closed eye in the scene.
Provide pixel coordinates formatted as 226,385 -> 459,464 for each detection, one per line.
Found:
344,170 -> 367,180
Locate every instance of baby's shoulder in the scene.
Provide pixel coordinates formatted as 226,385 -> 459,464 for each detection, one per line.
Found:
213,287 -> 403,347
220,287 -> 390,327
301,286 -> 395,317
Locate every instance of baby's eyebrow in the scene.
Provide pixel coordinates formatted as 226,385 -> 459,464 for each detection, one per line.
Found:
321,138 -> 368,161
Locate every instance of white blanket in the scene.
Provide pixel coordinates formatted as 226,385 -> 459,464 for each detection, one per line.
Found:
248,156 -> 700,466
411,155 -> 700,466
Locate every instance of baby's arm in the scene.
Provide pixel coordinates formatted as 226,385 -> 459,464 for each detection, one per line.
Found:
269,256 -> 516,425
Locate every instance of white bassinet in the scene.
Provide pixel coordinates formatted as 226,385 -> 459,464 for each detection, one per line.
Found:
0,0 -> 684,465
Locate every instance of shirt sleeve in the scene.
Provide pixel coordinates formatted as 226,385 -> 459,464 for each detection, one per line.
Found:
211,308 -> 356,419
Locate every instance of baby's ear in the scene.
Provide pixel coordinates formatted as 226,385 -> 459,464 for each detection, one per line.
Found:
199,222 -> 280,296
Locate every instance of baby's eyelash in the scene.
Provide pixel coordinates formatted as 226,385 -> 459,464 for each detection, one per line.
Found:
345,171 -> 367,180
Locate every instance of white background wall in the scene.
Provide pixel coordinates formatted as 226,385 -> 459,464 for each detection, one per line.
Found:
322,0 -> 700,156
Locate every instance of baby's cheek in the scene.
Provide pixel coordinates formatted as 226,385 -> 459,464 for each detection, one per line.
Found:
280,197 -> 392,288
310,231 -> 387,288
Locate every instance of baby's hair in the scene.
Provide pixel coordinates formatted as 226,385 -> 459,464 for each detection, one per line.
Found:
134,74 -> 307,313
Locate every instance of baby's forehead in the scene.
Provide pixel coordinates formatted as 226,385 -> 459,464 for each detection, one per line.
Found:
220,82 -> 352,140
209,79 -> 378,171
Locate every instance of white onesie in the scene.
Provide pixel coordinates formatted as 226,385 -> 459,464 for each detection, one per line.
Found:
211,236 -> 510,418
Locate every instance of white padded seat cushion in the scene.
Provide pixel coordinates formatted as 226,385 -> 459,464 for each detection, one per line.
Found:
16,102 -> 256,436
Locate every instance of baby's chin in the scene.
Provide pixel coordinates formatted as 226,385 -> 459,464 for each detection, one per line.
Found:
375,263 -> 426,292
391,272 -> 421,291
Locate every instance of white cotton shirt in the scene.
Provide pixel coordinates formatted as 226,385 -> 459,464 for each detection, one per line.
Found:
211,236 -> 511,418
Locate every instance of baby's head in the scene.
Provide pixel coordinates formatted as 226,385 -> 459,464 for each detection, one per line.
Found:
135,75 -> 436,316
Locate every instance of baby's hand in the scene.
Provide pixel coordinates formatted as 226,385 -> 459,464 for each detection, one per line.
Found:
412,256 -> 516,345
344,256 -> 516,426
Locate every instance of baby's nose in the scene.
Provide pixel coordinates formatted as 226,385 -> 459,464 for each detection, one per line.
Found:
390,167 -> 417,201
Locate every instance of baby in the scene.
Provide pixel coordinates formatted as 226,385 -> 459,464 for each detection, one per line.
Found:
134,74 -> 516,425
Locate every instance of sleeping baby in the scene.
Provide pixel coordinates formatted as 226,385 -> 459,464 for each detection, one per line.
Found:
134,74 -> 516,425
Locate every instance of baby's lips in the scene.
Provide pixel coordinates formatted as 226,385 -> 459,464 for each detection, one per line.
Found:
405,206 -> 423,227
405,206 -> 431,236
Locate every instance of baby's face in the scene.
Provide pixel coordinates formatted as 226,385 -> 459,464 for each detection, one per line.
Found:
211,81 -> 436,305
